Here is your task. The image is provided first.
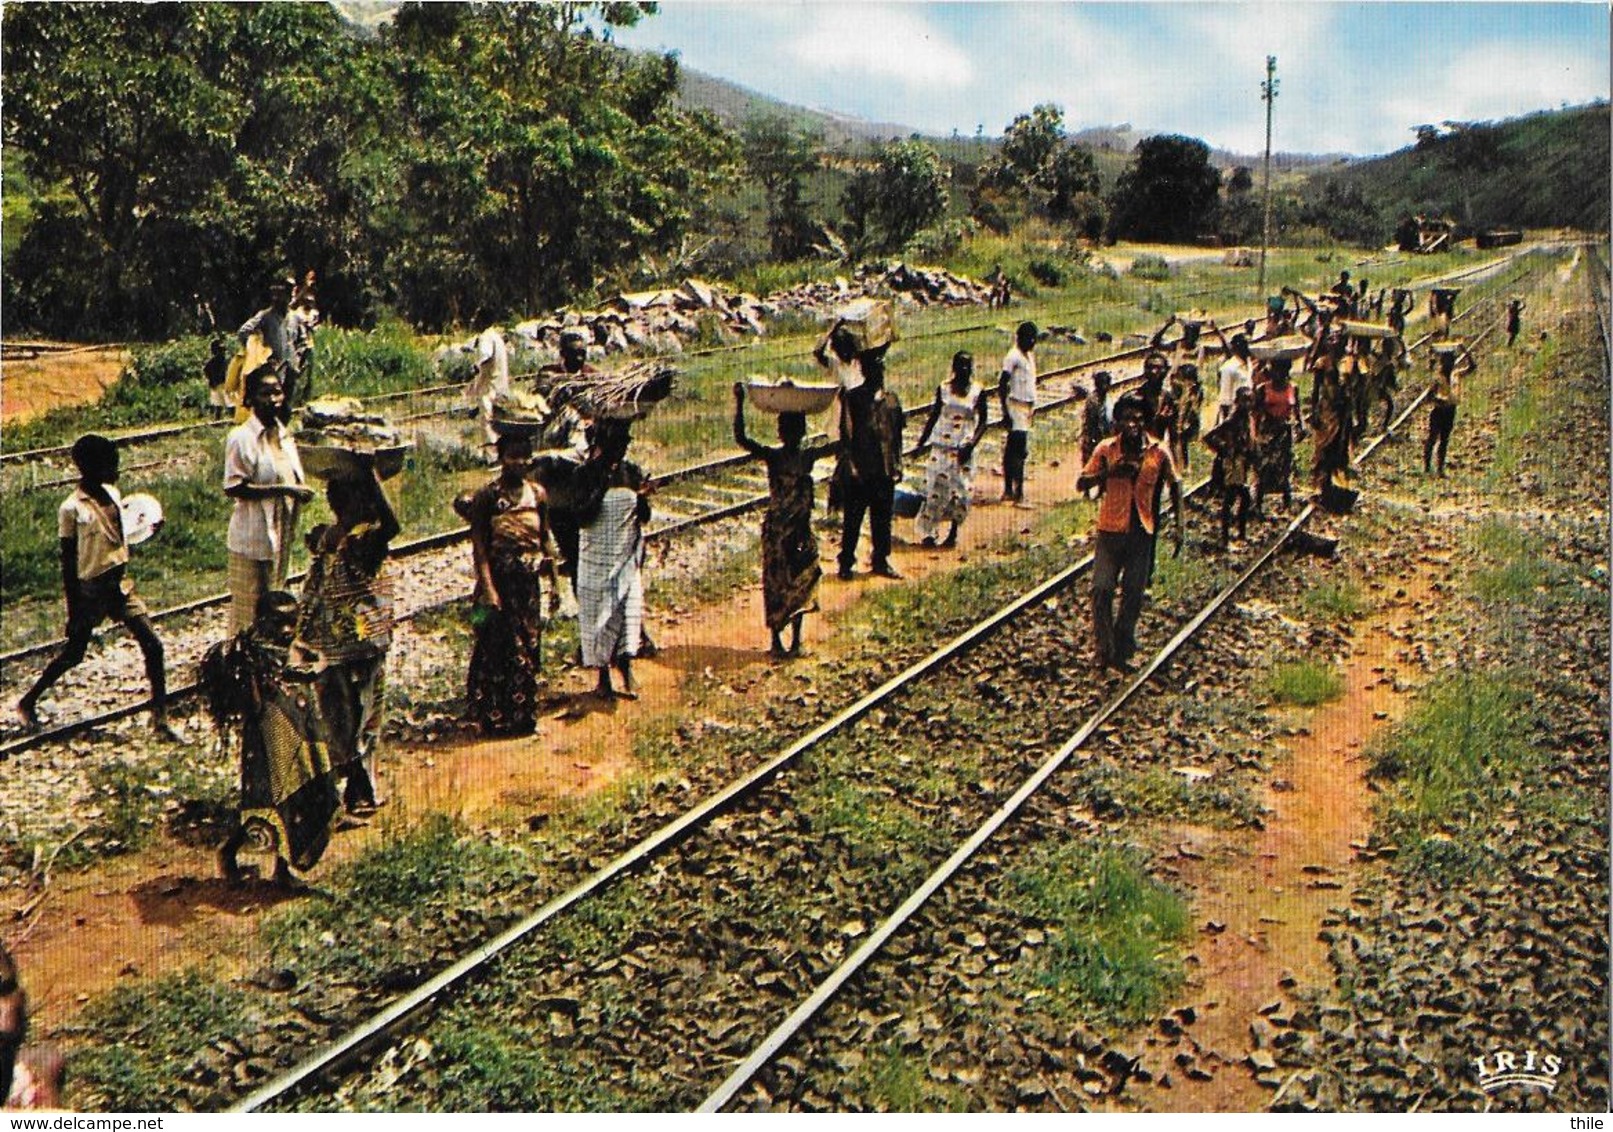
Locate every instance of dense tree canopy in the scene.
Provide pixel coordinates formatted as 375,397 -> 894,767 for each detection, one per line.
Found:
1,1 -> 738,337
1106,134 -> 1222,243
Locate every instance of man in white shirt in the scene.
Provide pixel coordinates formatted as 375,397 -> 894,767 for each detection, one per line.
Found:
467,325 -> 511,455
224,369 -> 313,634
997,321 -> 1038,504
1212,325 -> 1254,425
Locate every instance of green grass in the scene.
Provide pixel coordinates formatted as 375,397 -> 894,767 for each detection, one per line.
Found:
847,1041 -> 967,1112
1011,843 -> 1189,1026
260,814 -> 533,985
1366,670 -> 1545,875
1266,659 -> 1345,706
69,970 -> 249,1112
1300,577 -> 1365,621
1463,518 -> 1587,609
1073,763 -> 1264,828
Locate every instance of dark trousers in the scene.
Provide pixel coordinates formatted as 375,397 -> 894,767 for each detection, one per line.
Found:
1092,526 -> 1154,665
1003,429 -> 1028,498
1425,403 -> 1456,470
840,478 -> 895,571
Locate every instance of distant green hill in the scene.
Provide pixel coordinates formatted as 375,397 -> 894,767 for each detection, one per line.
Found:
1302,101 -> 1610,233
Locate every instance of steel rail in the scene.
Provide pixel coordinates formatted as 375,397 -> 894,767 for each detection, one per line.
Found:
0,267 -> 1529,756
222,289 -> 1517,1110
0,253 -> 1534,736
1,248 -> 1527,468
698,298 -> 1518,1114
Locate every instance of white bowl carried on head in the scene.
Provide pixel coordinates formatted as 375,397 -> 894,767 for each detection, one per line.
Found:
746,380 -> 839,415
1249,335 -> 1312,361
120,493 -> 164,545
1338,319 -> 1397,339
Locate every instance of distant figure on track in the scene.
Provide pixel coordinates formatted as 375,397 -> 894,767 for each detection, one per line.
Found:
1424,345 -> 1477,477
205,335 -> 231,420
1077,393 -> 1184,673
733,384 -> 837,656
834,348 -> 905,579
1252,358 -> 1303,514
1081,370 -> 1114,467
237,273 -> 303,423
1168,362 -> 1205,472
915,351 -> 988,550
16,434 -> 177,740
1204,386 -> 1258,547
576,421 -> 652,699
998,321 -> 1038,505
224,369 -> 312,635
1307,337 -> 1354,498
466,325 -> 511,456
1506,297 -> 1526,347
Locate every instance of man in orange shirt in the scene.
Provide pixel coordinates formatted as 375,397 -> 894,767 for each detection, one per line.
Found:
1076,393 -> 1184,672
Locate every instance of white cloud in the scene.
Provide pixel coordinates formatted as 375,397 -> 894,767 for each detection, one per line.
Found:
784,4 -> 974,87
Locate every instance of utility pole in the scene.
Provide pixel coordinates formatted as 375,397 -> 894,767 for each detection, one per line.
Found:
1257,55 -> 1278,298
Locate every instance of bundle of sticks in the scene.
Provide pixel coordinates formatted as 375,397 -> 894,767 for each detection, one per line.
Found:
537,360 -> 677,420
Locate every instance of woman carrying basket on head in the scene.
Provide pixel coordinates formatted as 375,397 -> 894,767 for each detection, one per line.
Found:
733,384 -> 838,657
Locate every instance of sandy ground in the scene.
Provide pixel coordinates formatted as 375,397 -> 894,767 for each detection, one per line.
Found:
2,345 -> 130,423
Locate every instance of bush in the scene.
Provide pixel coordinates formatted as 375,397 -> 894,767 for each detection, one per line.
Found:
1129,253 -> 1171,281
1027,257 -> 1064,287
124,336 -> 213,388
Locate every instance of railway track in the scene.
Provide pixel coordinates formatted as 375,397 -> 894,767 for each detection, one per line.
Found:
214,280 -> 1538,1113
1,250 -> 1521,475
0,255 -> 1540,759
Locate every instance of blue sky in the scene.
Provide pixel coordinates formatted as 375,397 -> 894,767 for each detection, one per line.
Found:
613,2 -> 1610,156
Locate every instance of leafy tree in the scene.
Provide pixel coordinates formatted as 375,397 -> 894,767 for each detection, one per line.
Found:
1227,165 -> 1254,194
1106,134 -> 1222,243
976,103 -> 1102,232
378,2 -> 737,325
841,139 -> 948,254
741,114 -> 822,260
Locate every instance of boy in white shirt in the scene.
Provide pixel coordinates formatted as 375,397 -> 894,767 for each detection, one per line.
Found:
16,434 -> 175,738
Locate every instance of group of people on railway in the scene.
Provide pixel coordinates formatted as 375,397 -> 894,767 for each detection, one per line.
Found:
12,265 -> 1512,890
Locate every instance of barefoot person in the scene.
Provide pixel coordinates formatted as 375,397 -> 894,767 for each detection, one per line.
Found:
461,433 -> 557,735
294,467 -> 400,813
914,351 -> 988,550
206,591 -> 339,892
733,384 -> 837,656
576,422 -> 652,698
17,434 -> 176,739
1076,393 -> 1183,672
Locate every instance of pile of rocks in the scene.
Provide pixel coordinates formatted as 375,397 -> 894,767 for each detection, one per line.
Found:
494,263 -> 992,364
